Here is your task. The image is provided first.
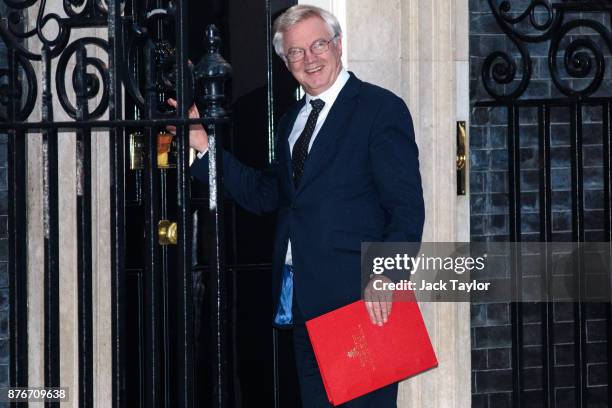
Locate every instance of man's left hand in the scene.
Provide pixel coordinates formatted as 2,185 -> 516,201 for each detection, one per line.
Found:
364,275 -> 393,326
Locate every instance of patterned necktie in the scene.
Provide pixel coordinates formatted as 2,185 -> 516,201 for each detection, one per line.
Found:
292,99 -> 325,186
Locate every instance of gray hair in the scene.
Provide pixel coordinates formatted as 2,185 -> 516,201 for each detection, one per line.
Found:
272,5 -> 342,61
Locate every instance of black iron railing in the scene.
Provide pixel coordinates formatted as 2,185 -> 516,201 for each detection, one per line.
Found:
1,0 -> 232,406
476,1 -> 612,407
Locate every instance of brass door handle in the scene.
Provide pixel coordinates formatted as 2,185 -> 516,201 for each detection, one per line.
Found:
158,220 -> 178,245
457,121 -> 467,196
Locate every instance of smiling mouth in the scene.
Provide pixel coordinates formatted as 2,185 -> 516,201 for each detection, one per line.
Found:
305,66 -> 323,74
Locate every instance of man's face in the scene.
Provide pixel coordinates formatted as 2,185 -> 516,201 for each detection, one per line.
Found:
283,16 -> 343,96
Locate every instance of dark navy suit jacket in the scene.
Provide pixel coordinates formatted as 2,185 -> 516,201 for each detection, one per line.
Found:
191,72 -> 424,320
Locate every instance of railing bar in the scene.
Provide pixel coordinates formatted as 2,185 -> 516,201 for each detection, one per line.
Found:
7,47 -> 29,405
538,104 -> 554,408
75,44 -> 94,408
474,97 -> 612,108
272,327 -> 280,408
42,45 -> 60,408
160,169 -> 171,408
207,120 -> 229,407
508,104 -> 523,408
605,104 -> 612,241
153,0 -> 172,403
143,41 -> 162,408
570,103 -> 586,408
0,117 -> 229,131
602,102 -> 612,408
108,0 -> 127,404
175,0 -> 194,406
265,0 -> 275,164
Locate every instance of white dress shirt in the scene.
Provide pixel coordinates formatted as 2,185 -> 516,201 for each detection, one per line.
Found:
285,69 -> 350,265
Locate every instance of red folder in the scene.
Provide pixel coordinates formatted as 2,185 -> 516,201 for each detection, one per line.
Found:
305,294 -> 438,406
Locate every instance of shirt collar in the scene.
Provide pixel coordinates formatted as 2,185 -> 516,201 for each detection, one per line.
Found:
304,68 -> 350,109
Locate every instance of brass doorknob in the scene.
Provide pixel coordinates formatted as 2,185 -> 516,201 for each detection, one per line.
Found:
158,220 -> 178,245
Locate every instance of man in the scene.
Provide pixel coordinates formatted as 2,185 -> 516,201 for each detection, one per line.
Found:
169,5 -> 424,407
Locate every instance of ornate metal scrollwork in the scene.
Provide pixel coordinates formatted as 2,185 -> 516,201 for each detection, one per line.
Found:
1,0 -> 230,122
481,39 -> 533,101
56,37 -> 109,119
549,18 -> 611,97
0,0 -> 109,59
121,4 -> 196,116
492,0 -> 559,42
0,53 -> 37,121
482,0 -> 612,100
0,0 -> 112,120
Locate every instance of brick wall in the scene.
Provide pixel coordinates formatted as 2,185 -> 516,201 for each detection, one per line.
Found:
470,1 -> 609,407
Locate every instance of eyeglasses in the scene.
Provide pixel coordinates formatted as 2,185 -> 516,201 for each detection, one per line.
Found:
284,36 -> 337,63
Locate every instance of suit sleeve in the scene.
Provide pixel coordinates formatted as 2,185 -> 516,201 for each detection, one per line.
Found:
369,95 -> 425,243
190,149 -> 280,215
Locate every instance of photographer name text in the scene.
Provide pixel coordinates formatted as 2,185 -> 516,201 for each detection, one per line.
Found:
373,279 -> 491,293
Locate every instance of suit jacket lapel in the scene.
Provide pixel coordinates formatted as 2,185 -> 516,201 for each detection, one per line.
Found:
295,73 -> 361,195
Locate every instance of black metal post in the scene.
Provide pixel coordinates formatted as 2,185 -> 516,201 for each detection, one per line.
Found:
604,102 -> 612,408
75,43 -> 94,408
570,103 -> 587,408
0,117 -> 226,131
272,327 -> 280,408
108,0 -> 127,405
605,102 -> 612,259
265,0 -> 276,164
538,105 -> 555,408
508,105 -> 523,408
601,102 -> 612,408
195,25 -> 232,408
7,47 -> 29,408
175,0 -> 195,406
42,45 -> 60,408
143,40 -> 162,408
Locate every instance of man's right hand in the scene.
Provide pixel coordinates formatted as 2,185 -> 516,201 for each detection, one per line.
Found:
364,275 -> 393,326
166,98 -> 209,153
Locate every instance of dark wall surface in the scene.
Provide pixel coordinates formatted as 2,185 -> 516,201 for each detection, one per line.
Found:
0,132 -> 7,392
0,1 -> 10,394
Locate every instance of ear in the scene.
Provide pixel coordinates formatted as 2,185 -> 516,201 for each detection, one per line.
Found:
335,36 -> 343,58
